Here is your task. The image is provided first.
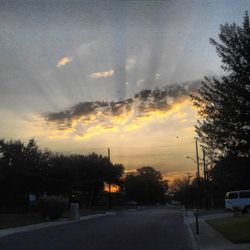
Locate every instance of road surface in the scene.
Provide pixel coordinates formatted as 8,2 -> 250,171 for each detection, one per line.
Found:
0,207 -> 192,250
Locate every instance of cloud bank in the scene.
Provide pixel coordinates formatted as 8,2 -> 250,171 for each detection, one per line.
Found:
43,80 -> 201,139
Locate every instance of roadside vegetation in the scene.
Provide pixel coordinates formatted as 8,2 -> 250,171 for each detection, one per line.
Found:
124,167 -> 168,205
0,213 -> 44,230
171,12 -> 250,208
0,138 -> 124,212
207,215 -> 250,243
0,138 -> 169,228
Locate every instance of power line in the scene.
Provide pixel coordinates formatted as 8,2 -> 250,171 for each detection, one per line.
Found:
58,142 -> 195,153
112,151 -> 195,158
108,142 -> 194,149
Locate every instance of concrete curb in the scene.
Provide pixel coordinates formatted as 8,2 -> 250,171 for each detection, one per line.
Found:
182,213 -> 200,250
182,210 -> 232,250
182,210 -> 250,250
0,212 -> 116,239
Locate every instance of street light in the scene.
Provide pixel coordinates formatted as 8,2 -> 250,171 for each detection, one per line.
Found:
186,156 -> 203,168
186,156 -> 200,178
186,156 -> 198,165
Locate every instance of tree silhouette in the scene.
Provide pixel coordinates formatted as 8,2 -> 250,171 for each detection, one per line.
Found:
191,12 -> 250,201
192,12 -> 250,158
0,138 -> 124,210
124,166 -> 168,204
0,139 -> 42,209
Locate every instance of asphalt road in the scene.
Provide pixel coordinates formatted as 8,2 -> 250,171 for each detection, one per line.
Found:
0,207 -> 192,250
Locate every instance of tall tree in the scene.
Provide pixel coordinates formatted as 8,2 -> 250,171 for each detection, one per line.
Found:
0,138 -> 124,210
124,166 -> 168,204
170,176 -> 203,206
192,12 -> 250,158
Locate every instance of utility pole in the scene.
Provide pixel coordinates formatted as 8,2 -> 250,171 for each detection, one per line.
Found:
185,172 -> 192,214
195,138 -> 202,208
108,148 -> 110,161
107,147 -> 111,210
203,149 -> 208,209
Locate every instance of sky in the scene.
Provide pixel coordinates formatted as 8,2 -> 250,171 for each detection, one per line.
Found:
0,0 -> 250,181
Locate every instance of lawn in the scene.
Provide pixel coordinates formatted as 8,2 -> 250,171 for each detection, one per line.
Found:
0,207 -> 109,230
0,213 -> 45,230
0,206 -> 129,230
207,214 -> 250,243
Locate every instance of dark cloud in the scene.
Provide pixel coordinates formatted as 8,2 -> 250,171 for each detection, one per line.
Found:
45,80 -> 201,128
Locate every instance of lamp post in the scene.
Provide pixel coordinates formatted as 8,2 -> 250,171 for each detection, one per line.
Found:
186,156 -> 201,178
186,156 -> 197,164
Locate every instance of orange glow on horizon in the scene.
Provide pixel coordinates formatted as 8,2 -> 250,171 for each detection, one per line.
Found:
104,183 -> 120,193
9,97 -> 198,179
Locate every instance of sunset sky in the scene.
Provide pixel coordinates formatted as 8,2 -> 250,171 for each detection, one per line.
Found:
1,0 -> 249,181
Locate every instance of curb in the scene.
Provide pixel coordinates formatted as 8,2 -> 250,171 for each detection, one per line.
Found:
182,213 -> 200,250
0,212 -> 116,239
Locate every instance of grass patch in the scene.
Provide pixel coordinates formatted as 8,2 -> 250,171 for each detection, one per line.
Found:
0,208 -> 107,230
0,205 -> 130,230
207,214 -> 250,243
0,213 -> 45,230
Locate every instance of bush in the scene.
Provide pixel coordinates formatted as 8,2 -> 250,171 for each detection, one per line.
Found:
38,196 -> 68,220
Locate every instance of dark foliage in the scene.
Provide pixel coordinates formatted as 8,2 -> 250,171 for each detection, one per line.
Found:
191,12 -> 250,158
209,156 -> 250,197
124,166 -> 168,205
191,12 -> 250,201
170,176 -> 205,207
38,196 -> 68,219
0,138 -> 124,211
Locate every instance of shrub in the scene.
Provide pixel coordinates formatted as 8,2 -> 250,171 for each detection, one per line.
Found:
38,196 -> 68,220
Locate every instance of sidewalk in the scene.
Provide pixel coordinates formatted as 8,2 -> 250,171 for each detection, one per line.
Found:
0,212 -> 115,239
183,209 -> 250,250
